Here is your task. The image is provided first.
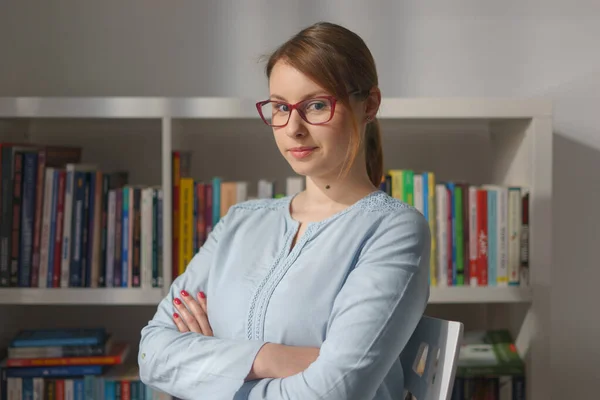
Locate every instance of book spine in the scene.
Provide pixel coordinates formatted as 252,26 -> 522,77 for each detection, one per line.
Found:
0,147 -> 14,287
212,176 -> 221,226
435,184 -> 448,286
46,170 -> 59,287
5,365 -> 103,378
113,188 -> 122,287
132,187 -> 142,287
520,190 -> 530,286
179,178 -> 194,274
10,152 -> 24,287
106,190 -> 116,287
69,171 -> 86,287
120,187 -> 129,287
468,187 -> 479,286
454,185 -> 464,286
508,187 -> 521,286
19,152 -> 38,287
39,168 -> 56,288
81,172 -> 92,287
497,187 -> 508,286
52,171 -> 66,287
90,171 -> 103,287
141,188 -> 153,289
487,189 -> 497,285
30,149 -> 46,287
99,174 -> 110,287
157,189 -> 163,288
172,152 -> 180,281
60,168 -> 74,288
204,183 -> 213,236
151,188 -> 158,287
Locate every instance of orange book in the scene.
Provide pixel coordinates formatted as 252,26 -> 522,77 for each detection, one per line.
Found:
6,342 -> 130,367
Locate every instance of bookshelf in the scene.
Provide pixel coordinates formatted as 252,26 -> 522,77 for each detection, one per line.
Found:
0,96 -> 552,400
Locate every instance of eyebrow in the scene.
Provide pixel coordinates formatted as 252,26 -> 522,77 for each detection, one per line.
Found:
269,91 -> 329,102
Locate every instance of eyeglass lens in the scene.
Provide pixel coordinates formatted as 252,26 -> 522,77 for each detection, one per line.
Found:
260,98 -> 333,126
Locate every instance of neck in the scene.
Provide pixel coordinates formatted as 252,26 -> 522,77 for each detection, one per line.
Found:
302,164 -> 378,208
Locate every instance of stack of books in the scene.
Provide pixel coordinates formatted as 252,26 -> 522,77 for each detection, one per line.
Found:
452,329 -> 526,399
0,327 -> 170,398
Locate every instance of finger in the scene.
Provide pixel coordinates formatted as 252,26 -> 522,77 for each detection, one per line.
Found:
196,291 -> 213,336
173,312 -> 189,333
173,297 -> 202,333
197,291 -> 208,314
180,290 -> 213,336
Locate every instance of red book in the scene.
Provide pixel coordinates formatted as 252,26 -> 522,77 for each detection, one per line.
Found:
476,189 -> 488,286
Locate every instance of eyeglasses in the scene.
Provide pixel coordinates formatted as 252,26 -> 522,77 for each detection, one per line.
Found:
255,96 -> 337,127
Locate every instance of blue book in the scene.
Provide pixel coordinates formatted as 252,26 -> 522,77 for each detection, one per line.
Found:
10,328 -> 106,347
5,364 -> 104,378
212,177 -> 221,225
19,151 -> 38,287
47,169 -> 60,287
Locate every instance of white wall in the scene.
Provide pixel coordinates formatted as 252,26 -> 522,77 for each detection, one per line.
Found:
2,0 -> 600,397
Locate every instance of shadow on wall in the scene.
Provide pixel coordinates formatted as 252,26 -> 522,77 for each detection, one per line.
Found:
552,132 -> 600,396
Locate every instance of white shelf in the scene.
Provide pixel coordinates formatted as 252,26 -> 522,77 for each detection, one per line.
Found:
0,288 -> 165,305
0,96 -> 552,119
0,96 -> 552,400
429,286 -> 532,304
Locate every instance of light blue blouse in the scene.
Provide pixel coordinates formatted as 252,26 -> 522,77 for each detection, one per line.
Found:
138,190 -> 431,400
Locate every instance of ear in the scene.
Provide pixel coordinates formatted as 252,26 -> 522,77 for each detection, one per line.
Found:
364,87 -> 381,122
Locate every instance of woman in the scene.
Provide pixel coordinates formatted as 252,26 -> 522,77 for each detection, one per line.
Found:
138,21 -> 430,400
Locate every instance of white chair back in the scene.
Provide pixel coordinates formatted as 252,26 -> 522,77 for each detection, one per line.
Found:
399,315 -> 464,400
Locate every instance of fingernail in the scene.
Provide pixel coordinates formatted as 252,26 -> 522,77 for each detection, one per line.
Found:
199,291 -> 206,299
174,298 -> 182,305
181,290 -> 189,297
173,312 -> 179,319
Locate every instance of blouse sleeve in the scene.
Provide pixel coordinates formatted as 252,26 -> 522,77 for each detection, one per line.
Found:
138,215 -> 268,400
243,208 -> 431,400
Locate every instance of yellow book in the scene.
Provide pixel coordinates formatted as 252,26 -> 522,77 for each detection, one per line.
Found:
388,170 -> 404,201
179,178 -> 194,275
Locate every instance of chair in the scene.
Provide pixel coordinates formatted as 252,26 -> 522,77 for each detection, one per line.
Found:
399,315 -> 464,400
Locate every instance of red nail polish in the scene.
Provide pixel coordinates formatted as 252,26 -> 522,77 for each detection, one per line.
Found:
174,298 -> 181,305
173,312 -> 179,319
199,291 -> 206,299
181,290 -> 189,297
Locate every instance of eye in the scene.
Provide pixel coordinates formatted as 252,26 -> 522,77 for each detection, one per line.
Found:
274,103 -> 289,112
306,101 -> 327,111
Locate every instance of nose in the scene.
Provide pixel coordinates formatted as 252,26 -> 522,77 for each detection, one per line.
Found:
285,109 -> 308,138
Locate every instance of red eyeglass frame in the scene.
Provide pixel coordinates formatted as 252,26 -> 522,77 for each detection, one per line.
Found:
255,95 -> 338,127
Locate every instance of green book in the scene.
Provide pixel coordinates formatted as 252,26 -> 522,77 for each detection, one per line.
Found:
456,330 -> 525,377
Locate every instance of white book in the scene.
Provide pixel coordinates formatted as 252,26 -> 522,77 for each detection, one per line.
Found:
38,168 -> 57,288
236,181 -> 248,203
258,179 -> 274,198
286,176 -> 304,196
64,379 -> 75,400
413,174 -> 424,215
105,190 -> 117,287
141,187 -> 154,289
508,187 -> 522,285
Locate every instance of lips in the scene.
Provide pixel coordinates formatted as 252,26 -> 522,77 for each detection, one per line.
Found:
289,146 -> 317,159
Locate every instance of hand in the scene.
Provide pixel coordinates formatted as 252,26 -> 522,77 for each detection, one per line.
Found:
247,343 -> 320,381
172,290 -> 214,336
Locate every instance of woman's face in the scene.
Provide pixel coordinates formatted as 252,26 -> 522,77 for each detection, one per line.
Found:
266,61 -> 363,181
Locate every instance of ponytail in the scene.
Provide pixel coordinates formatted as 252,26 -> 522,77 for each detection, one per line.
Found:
365,118 -> 383,187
